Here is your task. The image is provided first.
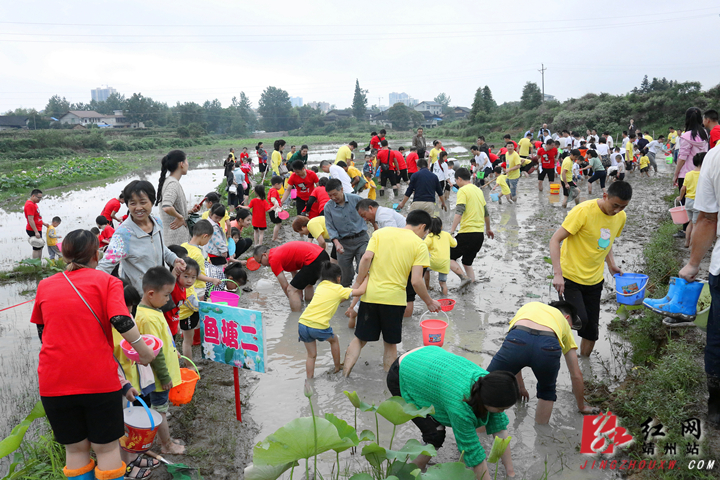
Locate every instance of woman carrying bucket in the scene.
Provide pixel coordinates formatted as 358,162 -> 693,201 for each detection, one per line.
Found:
31,230 -> 156,480
386,346 -> 518,479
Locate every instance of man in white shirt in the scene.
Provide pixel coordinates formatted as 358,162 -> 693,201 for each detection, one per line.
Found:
645,135 -> 665,175
355,199 -> 406,230
603,131 -> 614,150
678,146 -> 720,427
321,160 -> 353,194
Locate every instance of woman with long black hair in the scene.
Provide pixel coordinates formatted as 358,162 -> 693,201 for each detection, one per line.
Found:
156,150 -> 197,245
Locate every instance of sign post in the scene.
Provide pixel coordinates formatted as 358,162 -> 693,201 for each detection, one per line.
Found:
198,301 -> 265,422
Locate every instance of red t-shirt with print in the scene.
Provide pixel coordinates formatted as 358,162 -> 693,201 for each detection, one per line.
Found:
288,170 -> 319,201
31,268 -> 129,396
267,241 -> 323,276
537,147 -> 558,169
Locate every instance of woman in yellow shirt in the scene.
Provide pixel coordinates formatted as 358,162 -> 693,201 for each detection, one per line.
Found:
270,139 -> 286,176
424,217 -> 457,295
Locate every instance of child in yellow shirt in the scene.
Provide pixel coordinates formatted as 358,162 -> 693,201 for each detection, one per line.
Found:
639,155 -> 650,176
361,170 -> 377,200
298,263 -> 367,378
490,166 -> 514,204
423,217 -> 457,295
135,267 -> 184,455
46,216 -> 62,260
677,152 -> 706,248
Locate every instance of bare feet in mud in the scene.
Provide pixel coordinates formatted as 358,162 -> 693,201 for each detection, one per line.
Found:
161,438 -> 186,455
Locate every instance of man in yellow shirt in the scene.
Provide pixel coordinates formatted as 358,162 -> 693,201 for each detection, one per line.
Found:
517,132 -> 534,159
335,141 -> 358,165
487,301 -> 598,423
449,168 -> 494,289
549,181 -> 632,357
343,210 -> 441,376
429,140 -> 443,165
624,132 -> 636,170
561,150 -> 580,209
504,142 -> 522,201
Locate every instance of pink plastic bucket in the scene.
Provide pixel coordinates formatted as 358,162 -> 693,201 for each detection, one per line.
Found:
669,199 -> 688,225
210,290 -> 240,306
291,189 -> 297,199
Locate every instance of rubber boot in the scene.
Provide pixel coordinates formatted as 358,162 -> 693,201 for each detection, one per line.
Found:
63,459 -> 95,480
651,280 -> 704,323
709,375 -> 720,427
643,277 -> 682,308
95,463 -> 125,480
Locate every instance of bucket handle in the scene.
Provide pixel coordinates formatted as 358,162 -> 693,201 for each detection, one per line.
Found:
126,396 -> 155,430
419,309 -> 450,325
181,355 -> 201,380
674,198 -> 682,208
208,279 -> 240,294
614,276 -> 648,296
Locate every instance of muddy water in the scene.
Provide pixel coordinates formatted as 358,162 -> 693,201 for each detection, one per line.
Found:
0,143 -> 669,478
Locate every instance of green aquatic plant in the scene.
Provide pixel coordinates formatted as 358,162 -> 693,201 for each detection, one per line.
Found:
375,397 -> 434,450
487,435 -> 512,480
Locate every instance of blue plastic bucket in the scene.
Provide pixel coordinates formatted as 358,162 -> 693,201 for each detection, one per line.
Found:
614,273 -> 648,305
490,192 -> 499,202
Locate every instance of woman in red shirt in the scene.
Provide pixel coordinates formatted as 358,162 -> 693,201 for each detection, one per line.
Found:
31,230 -> 155,480
283,160 -> 319,213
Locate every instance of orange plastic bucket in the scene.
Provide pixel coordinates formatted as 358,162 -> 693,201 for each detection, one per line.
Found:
420,311 -> 449,347
120,397 -> 162,453
549,184 -> 560,195
169,356 -> 201,406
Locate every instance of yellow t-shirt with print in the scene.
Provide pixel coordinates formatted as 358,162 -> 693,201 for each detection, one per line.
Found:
456,183 -> 487,234
509,302 -> 578,355
668,131 -> 678,145
46,225 -> 58,246
178,285 -> 198,320
518,137 -> 532,157
495,175 -> 511,195
639,156 -> 650,169
561,157 -> 574,183
135,305 -> 182,391
307,216 -> 330,240
506,152 -> 521,180
362,227 -> 430,306
299,280 -> 352,330
684,170 -> 700,199
181,242 -> 208,292
424,231 -> 457,274
201,210 -> 230,233
335,145 -> 353,164
560,200 -> 626,285
429,148 -> 441,165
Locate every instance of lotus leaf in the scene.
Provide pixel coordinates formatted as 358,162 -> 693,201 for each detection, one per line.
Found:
360,442 -> 387,469
348,474 -> 374,480
253,417 -> 355,465
376,397 -> 435,426
384,439 -> 436,463
324,413 -> 359,453
243,461 -> 297,480
224,348 -> 235,364
359,429 -> 376,442
344,390 -> 378,412
418,462 -> 476,480
487,435 -> 512,463
388,460 -> 422,480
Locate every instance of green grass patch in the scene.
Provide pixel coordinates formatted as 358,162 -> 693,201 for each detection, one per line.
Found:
642,219 -> 681,291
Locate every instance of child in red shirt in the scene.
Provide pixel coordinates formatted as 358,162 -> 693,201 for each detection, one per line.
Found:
95,215 -> 115,249
241,185 -> 271,246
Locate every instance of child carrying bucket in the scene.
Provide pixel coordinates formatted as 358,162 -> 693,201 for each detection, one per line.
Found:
298,263 -> 367,378
135,267 -> 185,455
489,166 -> 514,204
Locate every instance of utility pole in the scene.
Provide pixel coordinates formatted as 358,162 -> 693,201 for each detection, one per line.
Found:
538,64 -> 547,102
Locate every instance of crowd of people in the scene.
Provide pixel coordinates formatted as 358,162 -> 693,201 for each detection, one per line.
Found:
21,106 -> 720,480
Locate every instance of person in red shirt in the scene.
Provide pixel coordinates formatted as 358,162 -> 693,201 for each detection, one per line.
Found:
282,160 -> 319,213
302,178 -> 330,218
370,129 -> 386,151
377,140 -> 400,197
31,229 -> 155,480
100,193 -> 125,226
705,109 -> 720,149
536,139 -> 559,191
239,146 -> 250,163
24,189 -> 48,259
95,216 -> 116,248
405,146 -> 420,177
240,185 -> 271,246
253,242 -> 330,311
503,135 -> 518,150
239,157 -> 253,196
396,147 -> 409,183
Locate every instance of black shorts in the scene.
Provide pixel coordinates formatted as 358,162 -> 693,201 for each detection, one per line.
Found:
180,311 -> 200,331
290,250 -> 330,290
640,167 -> 649,173
355,302 -> 405,344
380,170 -> 397,188
295,197 -> 307,214
259,163 -> 267,172
268,210 -> 282,225
617,173 -> 626,181
253,226 -> 267,231
330,243 -> 337,260
26,230 -> 43,251
450,232 -> 484,266
406,268 -> 428,302
399,169 -> 409,182
562,181 -> 576,197
42,390 -> 124,445
228,192 -> 241,207
563,277 -> 603,341
538,169 -> 555,181
520,159 -> 533,173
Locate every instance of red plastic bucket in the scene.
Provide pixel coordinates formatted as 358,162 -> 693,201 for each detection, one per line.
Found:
438,299 -> 456,312
420,311 -> 450,347
669,199 -> 688,225
120,397 -> 162,453
210,290 -> 240,306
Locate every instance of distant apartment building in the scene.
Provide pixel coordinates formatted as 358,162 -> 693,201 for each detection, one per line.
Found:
91,86 -> 117,102
307,101 -> 330,113
414,101 -> 442,116
58,110 -> 143,128
290,97 -> 303,108
389,92 -> 418,107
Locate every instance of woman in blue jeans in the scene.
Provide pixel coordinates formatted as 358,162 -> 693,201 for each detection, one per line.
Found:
487,301 -> 598,424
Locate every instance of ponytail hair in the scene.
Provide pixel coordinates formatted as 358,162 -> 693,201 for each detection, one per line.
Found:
464,371 -> 519,417
429,216 -> 443,236
156,150 -> 187,206
63,229 -> 99,271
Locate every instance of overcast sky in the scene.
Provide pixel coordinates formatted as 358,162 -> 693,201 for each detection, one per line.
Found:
1,1 -> 719,114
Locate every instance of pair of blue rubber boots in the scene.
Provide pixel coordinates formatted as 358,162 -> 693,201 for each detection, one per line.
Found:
643,277 -> 704,326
